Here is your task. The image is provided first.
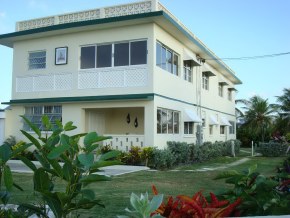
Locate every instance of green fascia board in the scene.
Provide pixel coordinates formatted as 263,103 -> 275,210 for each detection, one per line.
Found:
2,93 -> 154,105
0,11 -> 164,40
0,10 -> 241,84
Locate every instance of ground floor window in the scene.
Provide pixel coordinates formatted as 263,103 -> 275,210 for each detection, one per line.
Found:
157,108 -> 180,134
23,105 -> 62,131
229,121 -> 235,134
184,122 -> 194,135
209,125 -> 213,135
220,126 -> 225,134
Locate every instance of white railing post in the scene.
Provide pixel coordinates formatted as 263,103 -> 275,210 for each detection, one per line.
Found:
151,0 -> 158,12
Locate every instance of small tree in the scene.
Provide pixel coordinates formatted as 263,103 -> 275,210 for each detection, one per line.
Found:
18,116 -> 120,218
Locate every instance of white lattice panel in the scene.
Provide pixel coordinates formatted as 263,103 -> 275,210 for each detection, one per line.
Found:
55,74 -> 73,90
58,9 -> 100,24
16,77 -> 33,92
99,70 -> 124,88
125,68 -> 147,87
78,72 -> 99,89
105,1 -> 152,18
34,75 -> 54,91
17,17 -> 55,31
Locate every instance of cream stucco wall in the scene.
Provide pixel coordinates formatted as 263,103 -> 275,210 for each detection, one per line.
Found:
12,23 -> 155,100
0,112 -> 5,144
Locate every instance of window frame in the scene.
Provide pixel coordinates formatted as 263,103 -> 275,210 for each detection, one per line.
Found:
28,50 -> 46,70
156,41 -> 179,76
218,83 -> 224,97
23,105 -> 62,131
157,108 -> 180,134
183,60 -> 192,82
202,73 -> 209,90
184,122 -> 194,135
220,126 -> 225,134
80,39 -> 147,70
229,121 -> 235,134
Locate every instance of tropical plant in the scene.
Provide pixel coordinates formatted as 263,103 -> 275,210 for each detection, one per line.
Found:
237,95 -> 277,142
274,88 -> 290,135
152,186 -> 241,218
118,192 -> 164,218
18,115 -> 120,218
215,164 -> 290,216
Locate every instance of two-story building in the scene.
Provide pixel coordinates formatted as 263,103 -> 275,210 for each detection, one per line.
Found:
0,110 -> 5,144
0,0 -> 242,150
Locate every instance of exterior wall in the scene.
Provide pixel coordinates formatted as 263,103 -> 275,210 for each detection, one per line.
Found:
0,111 -> 5,144
12,23 -> 155,100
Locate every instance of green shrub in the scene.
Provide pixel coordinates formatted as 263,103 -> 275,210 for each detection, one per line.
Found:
100,144 -> 113,154
167,141 -> 190,164
141,147 -> 154,167
151,148 -> 176,170
122,146 -> 143,165
224,139 -> 241,156
258,142 -> 289,157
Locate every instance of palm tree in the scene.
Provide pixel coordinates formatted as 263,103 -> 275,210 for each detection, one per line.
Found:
274,88 -> 290,134
238,95 -> 277,142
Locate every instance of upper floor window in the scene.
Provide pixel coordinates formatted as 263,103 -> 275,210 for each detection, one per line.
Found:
23,105 -> 62,131
218,83 -> 223,97
202,73 -> 209,90
29,51 -> 46,70
157,108 -> 180,134
220,126 -> 225,134
80,40 -> 147,69
156,42 -> 179,76
183,60 -> 192,82
228,89 -> 232,101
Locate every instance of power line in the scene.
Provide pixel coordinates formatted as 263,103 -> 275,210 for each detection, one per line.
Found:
205,51 -> 290,61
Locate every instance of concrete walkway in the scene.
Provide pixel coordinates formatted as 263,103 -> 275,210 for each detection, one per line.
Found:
7,160 -> 149,176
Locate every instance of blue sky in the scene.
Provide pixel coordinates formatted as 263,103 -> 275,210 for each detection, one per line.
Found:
0,0 -> 289,109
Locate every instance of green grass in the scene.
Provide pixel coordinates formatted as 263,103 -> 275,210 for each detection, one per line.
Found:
9,156 -> 285,218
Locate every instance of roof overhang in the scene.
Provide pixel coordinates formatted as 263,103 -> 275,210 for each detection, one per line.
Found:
0,11 -> 242,85
209,115 -> 219,125
220,116 -> 232,126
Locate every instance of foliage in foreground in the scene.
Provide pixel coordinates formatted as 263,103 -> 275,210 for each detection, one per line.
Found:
10,116 -> 120,218
215,161 -> 290,216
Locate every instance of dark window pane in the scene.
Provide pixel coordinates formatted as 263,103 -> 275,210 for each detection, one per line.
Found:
156,42 -> 162,67
130,41 -> 147,65
161,46 -> 166,70
97,44 -> 112,68
114,43 -> 129,66
173,54 -> 178,75
167,50 -> 172,73
157,109 -> 161,134
81,46 -> 95,69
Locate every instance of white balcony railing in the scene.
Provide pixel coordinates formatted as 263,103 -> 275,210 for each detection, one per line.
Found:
104,134 -> 145,152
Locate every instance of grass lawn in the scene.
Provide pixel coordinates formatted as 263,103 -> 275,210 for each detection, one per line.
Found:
9,156 -> 285,218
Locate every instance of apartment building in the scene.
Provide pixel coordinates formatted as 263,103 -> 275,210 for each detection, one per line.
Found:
0,0 -> 242,150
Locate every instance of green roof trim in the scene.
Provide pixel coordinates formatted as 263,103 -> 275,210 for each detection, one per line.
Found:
2,93 -> 154,105
0,11 -> 163,40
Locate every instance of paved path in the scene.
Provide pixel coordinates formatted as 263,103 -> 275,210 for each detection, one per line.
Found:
7,160 -> 149,176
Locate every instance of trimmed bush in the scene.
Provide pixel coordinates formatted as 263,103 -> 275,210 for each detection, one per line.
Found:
258,142 -> 289,157
151,148 -> 176,170
224,139 -> 241,156
167,141 -> 190,164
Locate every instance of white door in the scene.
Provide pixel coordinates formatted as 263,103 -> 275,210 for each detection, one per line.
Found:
88,112 -> 105,135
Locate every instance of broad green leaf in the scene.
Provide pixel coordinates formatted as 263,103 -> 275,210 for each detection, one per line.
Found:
130,193 -> 141,211
149,194 -> 164,212
0,144 -> 12,163
99,150 -> 120,161
47,135 -> 70,159
34,152 -> 50,169
41,192 -> 63,218
17,155 -> 37,172
56,192 -> 69,207
42,115 -> 52,130
4,165 -> 13,191
76,198 -> 104,209
64,121 -> 77,131
63,162 -> 74,181
80,174 -> 111,186
20,130 -> 42,150
85,143 -> 100,153
248,164 -> 257,176
21,115 -> 41,137
48,159 -> 63,177
84,132 -> 111,147
34,168 -> 52,192
46,135 -> 60,148
78,153 -> 94,169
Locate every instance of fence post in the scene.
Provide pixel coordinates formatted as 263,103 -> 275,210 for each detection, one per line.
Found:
251,141 -> 254,157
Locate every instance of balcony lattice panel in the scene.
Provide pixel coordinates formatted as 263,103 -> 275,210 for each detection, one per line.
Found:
16,73 -> 72,92
78,66 -> 147,89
